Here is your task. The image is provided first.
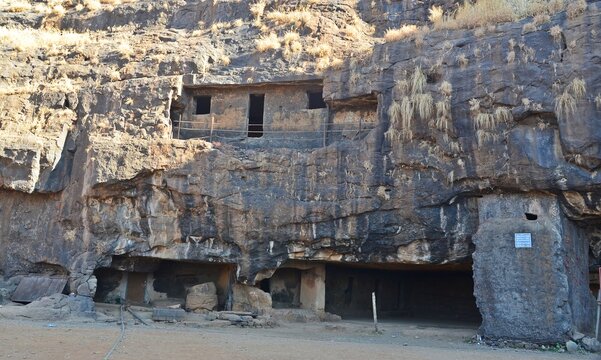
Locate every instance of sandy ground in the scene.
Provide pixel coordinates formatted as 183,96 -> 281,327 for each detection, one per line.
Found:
0,316 -> 598,360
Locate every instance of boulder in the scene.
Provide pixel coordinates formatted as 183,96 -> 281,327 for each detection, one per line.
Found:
0,294 -> 94,320
152,308 -> 186,322
232,284 -> 272,314
218,313 -> 242,322
571,331 -> 585,341
582,337 -> 601,353
186,282 -> 218,311
566,340 -> 579,353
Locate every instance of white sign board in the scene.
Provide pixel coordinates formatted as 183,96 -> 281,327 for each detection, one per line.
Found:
514,233 -> 532,248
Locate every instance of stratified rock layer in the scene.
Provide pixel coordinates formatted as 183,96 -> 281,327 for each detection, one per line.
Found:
0,0 -> 600,344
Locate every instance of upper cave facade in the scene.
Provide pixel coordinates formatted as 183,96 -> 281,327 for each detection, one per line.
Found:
170,78 -> 378,148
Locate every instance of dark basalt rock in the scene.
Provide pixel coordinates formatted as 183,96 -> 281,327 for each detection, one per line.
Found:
0,0 -> 600,344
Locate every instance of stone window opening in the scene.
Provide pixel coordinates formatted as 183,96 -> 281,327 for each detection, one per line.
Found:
195,95 -> 211,115
525,212 -> 538,221
307,90 -> 326,109
248,94 -> 265,138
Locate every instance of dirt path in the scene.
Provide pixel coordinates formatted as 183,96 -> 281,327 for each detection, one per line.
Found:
0,319 -> 597,360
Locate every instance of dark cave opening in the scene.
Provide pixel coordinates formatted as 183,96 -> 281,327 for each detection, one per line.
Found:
307,90 -> 327,109
195,95 -> 212,115
264,268 -> 302,309
248,93 -> 265,138
325,263 -> 482,325
93,257 -> 234,309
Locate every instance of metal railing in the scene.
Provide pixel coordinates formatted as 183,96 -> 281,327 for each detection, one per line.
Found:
173,115 -> 376,147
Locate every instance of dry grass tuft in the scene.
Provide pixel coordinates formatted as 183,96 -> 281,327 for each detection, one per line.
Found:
495,107 -> 513,123
0,76 -> 76,96
476,130 -> 500,146
435,100 -> 451,131
469,98 -> 481,113
533,13 -> 551,25
6,0 -> 32,12
456,53 -> 469,68
549,25 -> 562,41
282,31 -> 302,60
411,67 -> 427,95
437,0 -> 567,30
315,56 -> 332,72
468,98 -> 511,147
522,22 -> 537,33
116,41 -> 134,59
474,113 -> 498,131
386,67 -> 436,141
219,55 -> 231,66
283,31 -> 300,44
566,0 -> 587,19
394,80 -> 410,97
384,25 -> 418,42
555,92 -> 576,119
440,81 -> 452,97
83,0 -> 101,11
0,26 -> 90,53
211,22 -> 229,34
265,8 -> 313,28
50,4 -> 66,16
256,33 -> 281,52
429,6 -> 444,27
307,43 -> 332,58
554,78 -> 585,119
329,58 -> 344,69
439,0 -> 515,30
506,50 -> 516,63
568,78 -> 586,99
388,100 -> 402,126
250,0 -> 266,19
415,93 -> 433,120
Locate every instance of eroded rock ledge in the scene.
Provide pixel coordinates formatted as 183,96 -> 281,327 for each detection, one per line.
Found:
0,0 -> 600,345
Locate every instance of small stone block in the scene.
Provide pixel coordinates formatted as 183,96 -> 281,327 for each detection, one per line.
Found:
152,308 -> 186,322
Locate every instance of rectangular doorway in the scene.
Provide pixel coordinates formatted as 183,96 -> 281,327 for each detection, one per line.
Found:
248,94 -> 265,138
325,263 -> 481,324
126,272 -> 147,305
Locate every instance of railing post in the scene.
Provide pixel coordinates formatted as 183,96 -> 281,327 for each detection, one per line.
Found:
209,115 -> 215,143
322,108 -> 328,148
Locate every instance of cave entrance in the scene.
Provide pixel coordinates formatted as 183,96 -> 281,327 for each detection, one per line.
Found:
262,268 -> 302,308
126,272 -> 147,305
93,257 -> 234,310
248,94 -> 265,138
259,261 -> 326,310
325,263 -> 481,325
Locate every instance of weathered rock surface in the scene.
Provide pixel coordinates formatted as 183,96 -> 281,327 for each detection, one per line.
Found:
582,337 -> 601,353
232,284 -> 272,315
473,194 -> 595,343
0,294 -> 94,321
566,340 -> 579,353
186,282 -> 218,311
0,0 -> 600,345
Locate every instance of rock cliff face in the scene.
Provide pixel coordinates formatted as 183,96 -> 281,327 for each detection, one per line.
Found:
0,0 -> 600,344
